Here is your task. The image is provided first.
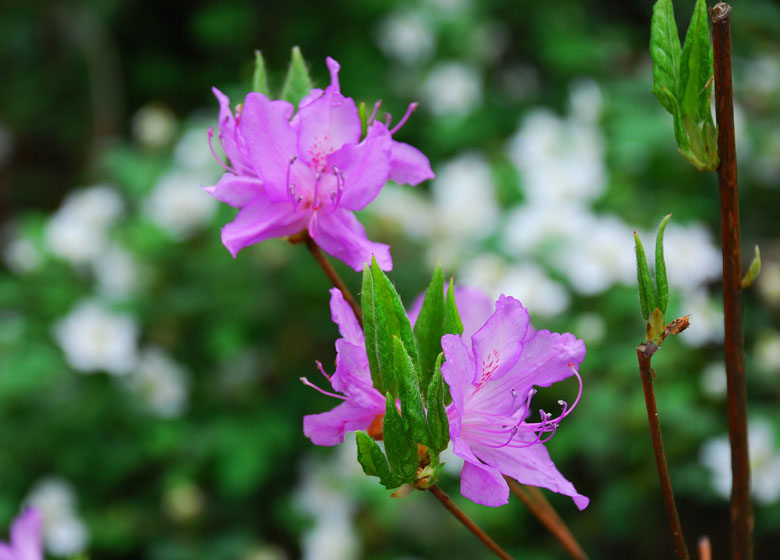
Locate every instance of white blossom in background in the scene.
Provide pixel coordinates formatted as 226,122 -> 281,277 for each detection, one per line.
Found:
131,103 -> 177,150
422,62 -> 482,117
174,125 -> 220,175
2,236 -> 42,274
757,261 -> 780,306
743,54 -> 780,98
571,312 -> 607,345
507,107 -> 605,205
568,78 -> 604,124
163,481 -> 204,522
24,477 -> 89,557
143,170 -> 216,240
502,203 -> 591,255
700,361 -> 727,399
295,435 -> 364,560
376,10 -> 434,65
678,289 -> 724,347
125,346 -> 189,418
44,185 -> 124,266
371,183 -> 434,240
460,254 -> 570,317
53,300 -> 138,375
755,330 -> 780,374
549,214 -> 636,295
93,244 -> 139,299
651,222 -> 722,293
700,419 -> 780,505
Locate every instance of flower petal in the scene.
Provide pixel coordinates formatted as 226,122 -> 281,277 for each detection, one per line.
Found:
308,208 -> 391,271
221,196 -> 307,257
441,333 -> 474,431
454,286 -> 494,343
10,508 -> 42,560
511,330 -> 586,389
470,295 -> 529,385
460,457 -> 510,507
327,122 -> 392,211
331,340 -> 381,408
389,140 -> 435,186
240,92 -> 298,203
473,441 -> 589,510
204,173 -> 263,208
0,544 -> 15,560
328,288 -> 364,346
212,88 -> 247,173
303,401 -> 382,446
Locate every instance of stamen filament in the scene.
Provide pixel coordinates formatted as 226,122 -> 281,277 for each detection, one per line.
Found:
300,376 -> 346,400
390,102 -> 419,135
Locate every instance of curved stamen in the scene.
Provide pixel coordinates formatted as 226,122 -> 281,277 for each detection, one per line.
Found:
300,376 -> 346,400
479,426 -> 519,449
389,102 -> 419,135
207,127 -> 235,173
368,100 -> 382,125
384,112 -> 392,127
315,360 -> 331,381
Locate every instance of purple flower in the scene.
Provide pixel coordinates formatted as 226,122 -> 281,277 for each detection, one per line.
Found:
441,295 -> 589,509
303,285 -> 490,446
0,508 -> 43,560
206,57 -> 434,270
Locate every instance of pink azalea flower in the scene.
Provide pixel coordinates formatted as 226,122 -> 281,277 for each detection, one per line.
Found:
0,508 -> 43,560
303,285 -> 491,446
441,295 -> 589,509
206,57 -> 434,270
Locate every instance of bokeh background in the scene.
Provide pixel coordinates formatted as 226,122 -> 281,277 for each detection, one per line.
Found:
2,0 -> 780,558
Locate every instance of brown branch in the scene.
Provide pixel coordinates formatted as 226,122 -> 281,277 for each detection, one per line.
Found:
505,478 -> 588,560
637,342 -> 690,560
710,5 -> 753,560
429,485 -> 514,560
290,231 -> 364,327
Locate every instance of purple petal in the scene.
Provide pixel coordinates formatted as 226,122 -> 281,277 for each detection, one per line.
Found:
303,401 -> 382,446
473,441 -> 589,510
221,196 -> 308,257
204,173 -> 263,208
295,87 -> 361,172
327,122 -> 392,211
460,457 -> 510,507
240,92 -> 299,203
329,288 -> 364,346
511,330 -> 586,389
308,208 -> 391,271
330,340 -> 381,408
326,57 -> 342,91
212,88 -> 245,172
0,544 -> 14,560
10,508 -> 42,560
440,333 -> 474,429
454,286 -> 494,343
298,88 -> 325,110
388,140 -> 435,185
470,295 -> 529,385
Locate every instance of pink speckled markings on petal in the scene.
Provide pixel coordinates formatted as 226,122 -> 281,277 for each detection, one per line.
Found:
441,295 -> 589,509
205,57 -> 434,271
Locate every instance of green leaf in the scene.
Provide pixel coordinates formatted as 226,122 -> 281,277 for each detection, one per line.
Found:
679,0 -> 714,125
655,214 -> 672,314
383,393 -> 419,483
634,231 -> 657,320
356,431 -> 402,489
358,101 -> 368,140
413,263 -> 445,392
650,0 -> 682,115
394,336 -> 430,448
443,278 -> 464,336
426,353 -> 450,454
280,46 -> 313,107
361,258 -> 421,399
251,50 -> 270,96
741,245 -> 762,289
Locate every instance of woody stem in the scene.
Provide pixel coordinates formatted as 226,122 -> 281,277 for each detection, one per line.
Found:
429,485 -> 514,560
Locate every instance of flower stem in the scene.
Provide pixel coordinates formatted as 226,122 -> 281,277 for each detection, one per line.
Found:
505,477 -> 589,560
710,5 -> 753,560
428,485 -> 514,560
293,231 -> 364,327
636,342 -> 689,560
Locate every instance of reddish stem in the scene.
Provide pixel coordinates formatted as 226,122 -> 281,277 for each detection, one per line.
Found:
710,5 -> 753,560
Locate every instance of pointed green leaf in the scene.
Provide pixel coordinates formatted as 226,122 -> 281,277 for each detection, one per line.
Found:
443,278 -> 464,336
650,0 -> 682,115
280,46 -> 313,107
358,102 -> 368,140
383,393 -> 419,483
679,0 -> 714,125
252,50 -> 270,96
361,257 -> 421,399
426,353 -> 450,454
394,336 -> 430,447
413,263 -> 445,392
655,214 -> 672,314
356,431 -> 402,489
741,245 -> 762,289
634,231 -> 657,320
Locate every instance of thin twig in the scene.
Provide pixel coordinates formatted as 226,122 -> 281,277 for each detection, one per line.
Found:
637,342 -> 690,560
505,477 -> 588,560
429,485 -> 514,560
698,536 -> 712,560
710,5 -> 753,560
291,231 -> 364,327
